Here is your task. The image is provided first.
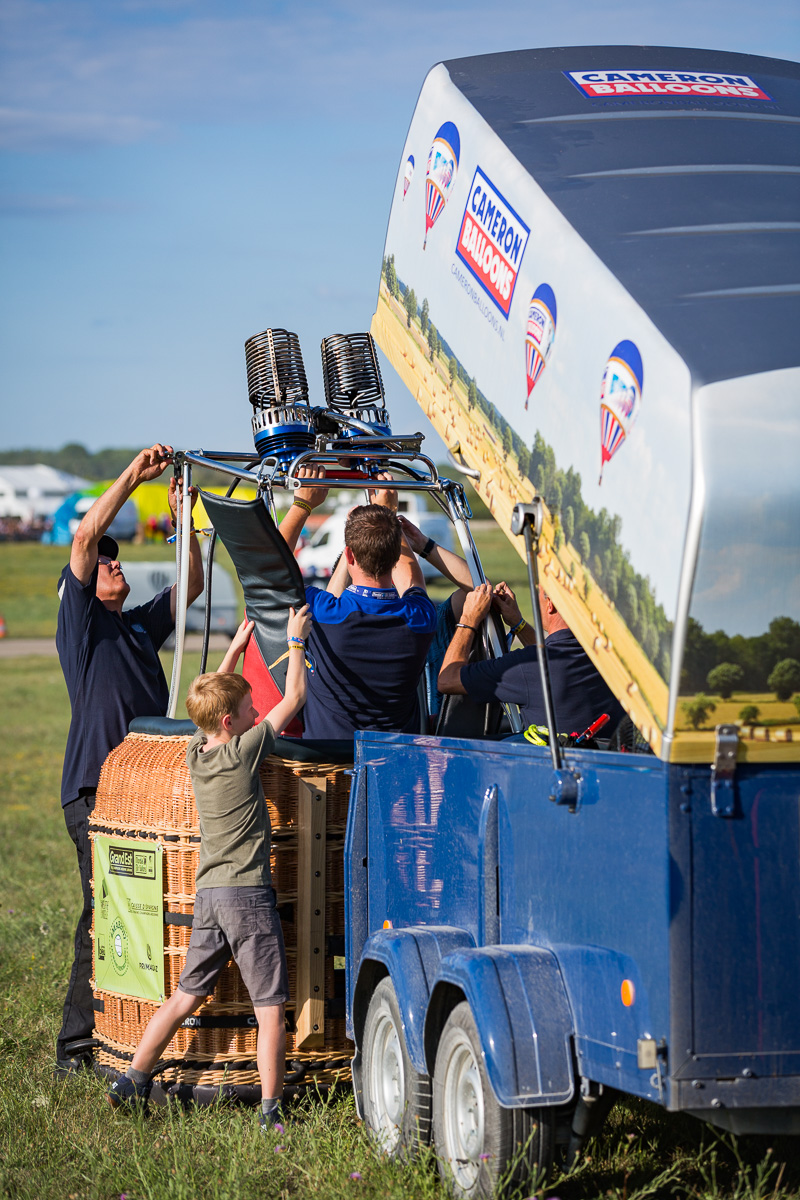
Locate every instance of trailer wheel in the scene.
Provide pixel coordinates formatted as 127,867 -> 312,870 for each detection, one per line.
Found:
362,976 -> 432,1157
433,1000 -> 554,1198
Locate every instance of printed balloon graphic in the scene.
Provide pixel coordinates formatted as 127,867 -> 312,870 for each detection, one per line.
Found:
524,284 -> 557,409
599,340 -> 643,484
424,122 -> 460,249
403,155 -> 415,198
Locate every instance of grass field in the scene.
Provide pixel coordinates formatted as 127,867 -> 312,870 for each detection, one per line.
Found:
0,526 -> 534,642
1,549 -> 799,1198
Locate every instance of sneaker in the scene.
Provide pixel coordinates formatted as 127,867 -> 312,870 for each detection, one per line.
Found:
107,1074 -> 151,1112
258,1107 -> 289,1133
54,1051 -> 94,1080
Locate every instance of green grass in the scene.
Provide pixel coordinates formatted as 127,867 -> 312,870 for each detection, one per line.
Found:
0,527 -> 533,640
1,651 -> 799,1198
0,541 -> 241,640
1,547 -> 798,1199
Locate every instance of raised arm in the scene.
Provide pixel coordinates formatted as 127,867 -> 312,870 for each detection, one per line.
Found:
70,444 -> 173,585
398,515 -> 474,591
217,618 -> 255,673
392,526 -> 427,594
492,582 -> 536,647
327,551 -> 351,597
438,582 -> 494,694
279,468 -> 328,554
168,475 -> 204,616
264,605 -> 312,734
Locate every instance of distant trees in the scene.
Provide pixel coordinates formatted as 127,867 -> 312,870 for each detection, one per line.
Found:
502,427 -> 512,456
427,322 -> 438,362
681,616 -> 800,694
404,287 -> 418,328
448,355 -> 458,387
579,532 -> 591,563
467,377 -> 477,412
768,658 -> 800,702
420,298 -> 429,339
517,446 -> 530,480
682,694 -> 717,730
739,704 -> 760,725
707,662 -> 744,699
563,506 -> 575,547
383,254 -> 399,299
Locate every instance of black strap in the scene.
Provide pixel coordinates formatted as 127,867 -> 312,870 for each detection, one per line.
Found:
418,536 -> 436,560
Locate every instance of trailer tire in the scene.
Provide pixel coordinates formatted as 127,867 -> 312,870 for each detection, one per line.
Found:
432,1000 -> 554,1198
362,976 -> 432,1157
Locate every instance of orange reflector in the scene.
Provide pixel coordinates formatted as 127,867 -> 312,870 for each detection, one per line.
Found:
621,979 -> 635,1007
383,919 -> 393,930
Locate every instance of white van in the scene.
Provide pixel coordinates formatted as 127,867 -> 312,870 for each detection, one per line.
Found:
122,561 -> 240,637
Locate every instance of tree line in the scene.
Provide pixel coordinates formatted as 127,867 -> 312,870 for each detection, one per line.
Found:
0,443 -> 223,488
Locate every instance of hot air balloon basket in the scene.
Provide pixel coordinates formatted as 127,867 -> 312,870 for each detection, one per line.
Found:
89,731 -> 353,1102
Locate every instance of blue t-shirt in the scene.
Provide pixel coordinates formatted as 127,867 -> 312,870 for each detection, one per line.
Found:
461,629 -> 625,736
303,584 -> 437,740
57,563 -> 174,806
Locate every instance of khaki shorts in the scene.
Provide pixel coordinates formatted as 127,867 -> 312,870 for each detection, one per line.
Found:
178,886 -> 289,1007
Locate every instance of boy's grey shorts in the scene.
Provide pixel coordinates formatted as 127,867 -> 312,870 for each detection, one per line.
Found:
178,885 -> 289,1007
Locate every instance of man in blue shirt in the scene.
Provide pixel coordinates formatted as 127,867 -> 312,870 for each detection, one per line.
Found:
439,580 -> 624,737
55,444 -> 204,1076
280,475 -> 437,739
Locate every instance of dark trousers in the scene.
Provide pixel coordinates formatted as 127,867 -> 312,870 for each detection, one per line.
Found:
57,790 -> 97,1060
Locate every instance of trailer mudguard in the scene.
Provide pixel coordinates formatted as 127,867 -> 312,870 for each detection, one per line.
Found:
429,945 -> 575,1107
353,926 -> 474,1071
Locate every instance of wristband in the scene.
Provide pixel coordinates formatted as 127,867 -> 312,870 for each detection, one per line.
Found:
287,636 -> 305,647
418,536 -> 436,560
292,499 -> 312,515
456,623 -> 477,633
170,519 -> 196,533
510,617 -> 526,636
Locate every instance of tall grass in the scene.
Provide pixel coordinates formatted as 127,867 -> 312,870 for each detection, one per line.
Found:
1,648 -> 798,1197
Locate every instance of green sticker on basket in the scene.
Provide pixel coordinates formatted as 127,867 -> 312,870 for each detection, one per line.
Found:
93,835 -> 164,1002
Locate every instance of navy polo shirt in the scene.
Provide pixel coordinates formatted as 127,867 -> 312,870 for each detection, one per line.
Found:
57,563 -> 174,806
303,583 -> 437,740
461,629 -> 625,736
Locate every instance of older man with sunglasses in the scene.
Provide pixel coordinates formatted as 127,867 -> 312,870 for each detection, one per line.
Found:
54,444 -> 203,1077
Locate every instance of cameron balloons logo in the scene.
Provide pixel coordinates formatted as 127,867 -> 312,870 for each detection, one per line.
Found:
599,340 -> 643,484
524,284 -> 557,408
456,167 -> 530,318
424,122 -> 460,249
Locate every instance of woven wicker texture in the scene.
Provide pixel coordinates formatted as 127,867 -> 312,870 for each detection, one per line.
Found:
90,732 -> 352,1092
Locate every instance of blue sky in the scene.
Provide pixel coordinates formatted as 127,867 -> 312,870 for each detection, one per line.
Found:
1,0 -> 798,456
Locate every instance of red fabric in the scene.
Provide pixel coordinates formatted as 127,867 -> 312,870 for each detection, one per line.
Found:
241,636 -> 303,737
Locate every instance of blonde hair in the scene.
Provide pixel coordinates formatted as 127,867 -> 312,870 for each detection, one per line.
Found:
186,673 -> 252,734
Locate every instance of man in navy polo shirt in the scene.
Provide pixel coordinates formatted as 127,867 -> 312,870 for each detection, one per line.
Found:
55,444 -> 204,1076
439,580 -> 624,736
280,476 -> 437,739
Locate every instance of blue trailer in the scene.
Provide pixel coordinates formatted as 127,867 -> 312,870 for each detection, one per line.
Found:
344,45 -> 800,1195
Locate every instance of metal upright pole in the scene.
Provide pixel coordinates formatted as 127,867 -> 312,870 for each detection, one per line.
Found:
167,459 -> 192,718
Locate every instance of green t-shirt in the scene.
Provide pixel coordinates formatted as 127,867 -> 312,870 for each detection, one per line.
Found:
186,720 -> 276,889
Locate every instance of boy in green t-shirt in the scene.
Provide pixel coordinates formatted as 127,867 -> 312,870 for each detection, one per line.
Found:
107,606 -> 310,1130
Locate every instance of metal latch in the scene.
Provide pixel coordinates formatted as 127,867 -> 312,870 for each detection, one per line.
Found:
711,724 -> 739,818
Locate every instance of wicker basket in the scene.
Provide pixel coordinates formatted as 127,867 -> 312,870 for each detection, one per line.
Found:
90,732 -> 353,1096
